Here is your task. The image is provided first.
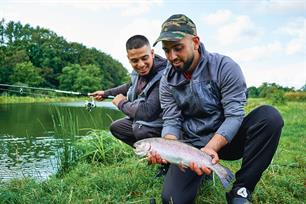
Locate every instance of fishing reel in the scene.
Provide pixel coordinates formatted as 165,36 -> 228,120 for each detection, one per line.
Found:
85,97 -> 96,112
19,88 -> 24,94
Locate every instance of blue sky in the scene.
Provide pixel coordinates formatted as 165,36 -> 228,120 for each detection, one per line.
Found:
1,0 -> 305,89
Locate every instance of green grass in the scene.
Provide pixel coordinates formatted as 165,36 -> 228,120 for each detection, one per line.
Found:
0,95 -> 113,104
0,99 -> 305,204
0,95 -> 86,104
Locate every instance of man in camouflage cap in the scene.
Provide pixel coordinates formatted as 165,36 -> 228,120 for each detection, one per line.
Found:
148,14 -> 283,204
153,14 -> 197,46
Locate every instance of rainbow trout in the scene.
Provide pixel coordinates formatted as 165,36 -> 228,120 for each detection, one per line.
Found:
134,138 -> 234,189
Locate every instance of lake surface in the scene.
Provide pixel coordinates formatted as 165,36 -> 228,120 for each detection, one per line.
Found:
0,101 -> 123,181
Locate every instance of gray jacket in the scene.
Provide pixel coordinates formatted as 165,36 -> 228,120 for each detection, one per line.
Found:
105,55 -> 167,127
159,43 -> 247,147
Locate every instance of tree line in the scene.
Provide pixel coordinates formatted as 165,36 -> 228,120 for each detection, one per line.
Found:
247,82 -> 306,103
1,19 -> 305,100
0,19 -> 129,93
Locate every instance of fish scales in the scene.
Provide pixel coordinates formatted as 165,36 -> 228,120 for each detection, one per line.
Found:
134,138 -> 235,189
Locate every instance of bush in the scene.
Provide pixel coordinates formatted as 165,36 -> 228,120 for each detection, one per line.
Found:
76,130 -> 134,165
285,92 -> 306,101
271,90 -> 286,105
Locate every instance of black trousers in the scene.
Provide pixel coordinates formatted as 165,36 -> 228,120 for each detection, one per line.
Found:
109,117 -> 162,147
162,105 -> 284,204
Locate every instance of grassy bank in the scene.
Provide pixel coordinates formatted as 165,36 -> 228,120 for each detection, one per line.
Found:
0,99 -> 305,203
0,95 -> 86,104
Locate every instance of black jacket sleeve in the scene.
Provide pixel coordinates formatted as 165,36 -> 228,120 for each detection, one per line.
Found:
117,82 -> 161,121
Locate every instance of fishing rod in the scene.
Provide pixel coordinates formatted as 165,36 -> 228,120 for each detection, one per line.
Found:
0,83 -> 115,111
1,83 -> 90,96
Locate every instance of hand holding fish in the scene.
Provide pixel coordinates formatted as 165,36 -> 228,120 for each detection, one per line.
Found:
134,138 -> 235,189
146,134 -> 177,165
189,146 -> 219,176
147,150 -> 168,165
201,146 -> 220,164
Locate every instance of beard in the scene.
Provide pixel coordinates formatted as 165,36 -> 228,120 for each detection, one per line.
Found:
173,54 -> 194,73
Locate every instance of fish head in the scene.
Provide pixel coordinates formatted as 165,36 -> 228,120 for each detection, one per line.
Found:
133,141 -> 151,157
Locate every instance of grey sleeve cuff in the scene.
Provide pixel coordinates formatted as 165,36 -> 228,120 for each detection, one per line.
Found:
161,125 -> 181,139
216,116 -> 244,143
117,99 -> 139,118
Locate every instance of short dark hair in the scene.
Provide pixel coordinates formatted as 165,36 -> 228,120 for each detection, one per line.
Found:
126,35 -> 150,51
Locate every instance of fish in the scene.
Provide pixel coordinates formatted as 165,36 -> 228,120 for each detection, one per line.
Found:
134,137 -> 235,189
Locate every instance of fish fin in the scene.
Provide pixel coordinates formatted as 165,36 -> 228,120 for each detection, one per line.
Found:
178,165 -> 186,172
178,161 -> 188,172
215,166 -> 235,189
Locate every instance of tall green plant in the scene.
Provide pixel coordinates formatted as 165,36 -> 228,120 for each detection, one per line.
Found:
76,130 -> 134,165
271,90 -> 287,105
50,106 -> 81,175
50,106 -> 79,138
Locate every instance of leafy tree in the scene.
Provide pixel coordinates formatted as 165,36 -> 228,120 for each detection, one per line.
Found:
59,64 -> 103,93
4,49 -> 29,68
58,64 -> 81,91
10,61 -> 43,86
1,19 -> 129,90
300,84 -> 306,91
271,90 -> 286,105
0,18 -> 5,44
247,86 -> 260,98
73,64 -> 103,93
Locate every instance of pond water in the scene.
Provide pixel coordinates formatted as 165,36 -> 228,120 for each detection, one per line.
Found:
0,101 -> 123,181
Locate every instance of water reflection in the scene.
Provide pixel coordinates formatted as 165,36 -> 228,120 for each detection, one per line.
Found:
0,135 -> 61,181
0,102 -> 123,181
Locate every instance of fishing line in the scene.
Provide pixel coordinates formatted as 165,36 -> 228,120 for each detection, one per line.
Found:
0,83 -> 115,111
0,83 -> 89,96
0,87 -> 50,97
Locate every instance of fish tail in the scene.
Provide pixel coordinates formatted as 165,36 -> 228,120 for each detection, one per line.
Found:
215,165 -> 235,189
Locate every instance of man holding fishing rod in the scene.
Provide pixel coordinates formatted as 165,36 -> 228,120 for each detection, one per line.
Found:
149,14 -> 284,204
90,35 -> 167,149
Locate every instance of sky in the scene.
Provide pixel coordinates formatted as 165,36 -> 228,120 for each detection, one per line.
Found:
1,0 -> 305,89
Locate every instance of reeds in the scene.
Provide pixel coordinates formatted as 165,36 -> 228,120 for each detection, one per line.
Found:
76,130 -> 134,165
50,106 -> 81,175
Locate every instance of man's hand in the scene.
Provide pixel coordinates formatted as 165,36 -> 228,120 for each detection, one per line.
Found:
201,146 -> 220,165
189,146 -> 219,176
146,134 -> 176,165
189,133 -> 227,176
147,150 -> 167,165
89,90 -> 105,101
112,94 -> 126,107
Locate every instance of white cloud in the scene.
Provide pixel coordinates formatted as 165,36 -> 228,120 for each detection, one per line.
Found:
60,0 -> 163,16
231,41 -> 283,62
96,18 -> 162,72
279,17 -> 306,55
242,61 -> 305,89
216,15 -> 263,45
60,0 -> 124,11
121,0 -> 163,16
203,9 -> 232,26
0,1 -> 163,72
259,0 -> 305,13
2,0 -> 163,15
203,10 -> 263,45
239,0 -> 305,13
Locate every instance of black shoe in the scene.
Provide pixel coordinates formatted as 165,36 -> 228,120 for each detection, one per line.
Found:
155,164 -> 169,177
226,187 -> 252,204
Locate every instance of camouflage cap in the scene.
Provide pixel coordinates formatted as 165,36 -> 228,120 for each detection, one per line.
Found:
153,14 -> 197,46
